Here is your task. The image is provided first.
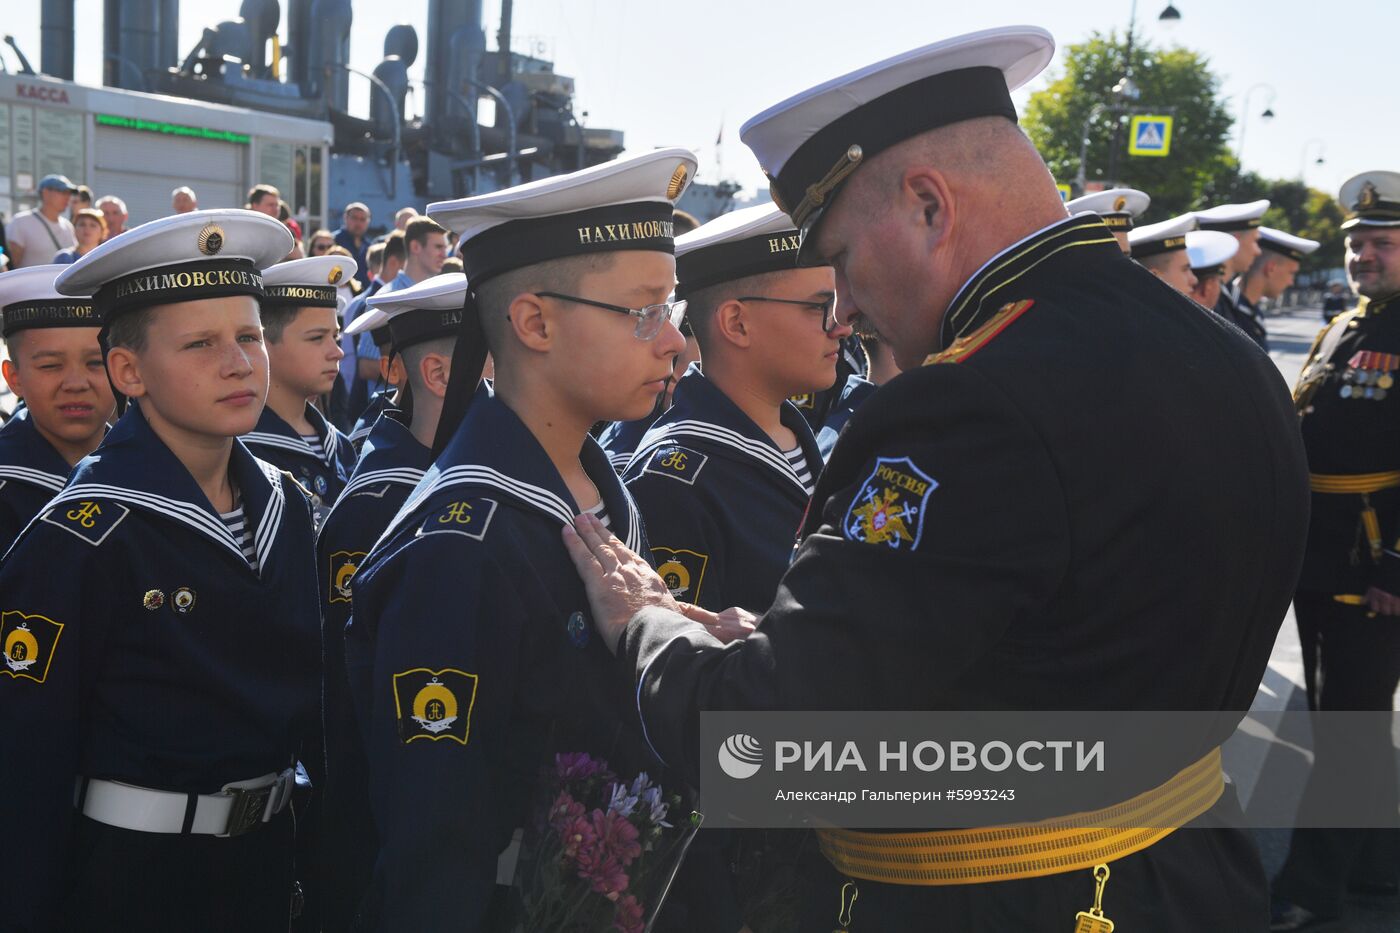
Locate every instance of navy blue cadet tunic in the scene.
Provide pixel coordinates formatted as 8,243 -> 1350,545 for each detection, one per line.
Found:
345,393 -> 662,932
348,389 -> 396,453
314,406 -> 429,931
244,401 -> 357,526
0,407 -> 74,552
598,407 -> 660,473
623,365 -> 821,613
0,405 -> 321,931
815,373 -> 878,462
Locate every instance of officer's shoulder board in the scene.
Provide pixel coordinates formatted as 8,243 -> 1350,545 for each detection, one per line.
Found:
416,496 -> 499,542
641,444 -> 709,485
924,299 -> 1036,366
40,498 -> 130,546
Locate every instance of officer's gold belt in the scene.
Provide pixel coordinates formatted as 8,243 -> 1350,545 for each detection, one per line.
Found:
816,746 -> 1223,886
1308,471 -> 1400,495
1310,471 -> 1400,561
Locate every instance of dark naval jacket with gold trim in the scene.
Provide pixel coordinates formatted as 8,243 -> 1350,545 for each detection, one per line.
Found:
620,217 -> 1310,927
243,402 -> 357,527
623,365 -> 821,613
0,408 -> 74,552
0,406 -> 320,931
1292,293 -> 1400,595
345,393 -> 663,932
315,407 -> 430,932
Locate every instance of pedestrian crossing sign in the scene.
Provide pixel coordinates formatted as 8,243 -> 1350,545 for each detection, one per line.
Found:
1128,115 -> 1173,157
1056,184 -> 1071,202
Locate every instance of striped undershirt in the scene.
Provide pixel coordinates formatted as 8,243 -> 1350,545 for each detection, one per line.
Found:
220,505 -> 259,570
584,498 -> 612,530
783,446 -> 814,495
300,433 -> 326,462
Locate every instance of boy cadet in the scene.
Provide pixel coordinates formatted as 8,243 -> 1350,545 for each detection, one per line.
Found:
1187,229 -> 1240,312
1066,186 -> 1149,255
0,265 -> 114,549
1238,227 -> 1320,319
0,209 -> 321,930
243,254 -> 359,525
1128,213 -> 1199,296
1195,199 -> 1271,348
625,203 -> 844,613
315,272 -> 464,932
563,27 -> 1309,932
343,147 -> 695,930
816,327 -> 900,460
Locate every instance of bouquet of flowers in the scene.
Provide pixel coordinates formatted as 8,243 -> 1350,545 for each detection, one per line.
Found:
511,752 -> 700,933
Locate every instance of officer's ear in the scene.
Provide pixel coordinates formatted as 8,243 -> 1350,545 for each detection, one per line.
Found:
901,166 -> 955,254
506,292 -> 551,352
712,297 -> 753,349
419,351 -> 452,399
106,345 -> 147,399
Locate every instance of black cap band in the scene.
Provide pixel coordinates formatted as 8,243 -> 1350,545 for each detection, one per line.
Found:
2,299 -> 102,337
460,201 -> 676,288
1099,214 -> 1133,231
1191,263 -> 1226,278
1196,217 -> 1262,233
95,259 -> 264,319
1260,240 -> 1306,262
770,66 -> 1016,240
388,307 -> 464,352
261,284 -> 339,309
676,230 -> 802,299
1131,235 -> 1187,259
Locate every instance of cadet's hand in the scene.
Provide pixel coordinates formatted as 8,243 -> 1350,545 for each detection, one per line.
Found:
677,602 -> 759,644
1367,586 -> 1400,617
563,513 -> 682,654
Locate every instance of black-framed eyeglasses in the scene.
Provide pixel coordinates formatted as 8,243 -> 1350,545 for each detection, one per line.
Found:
534,291 -> 688,340
736,295 -> 841,334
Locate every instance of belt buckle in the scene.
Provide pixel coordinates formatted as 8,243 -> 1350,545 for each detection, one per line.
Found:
223,783 -> 275,837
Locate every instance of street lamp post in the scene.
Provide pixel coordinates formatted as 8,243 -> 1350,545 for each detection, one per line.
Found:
1095,0 -> 1183,190
1236,83 -> 1277,165
1299,138 -> 1326,181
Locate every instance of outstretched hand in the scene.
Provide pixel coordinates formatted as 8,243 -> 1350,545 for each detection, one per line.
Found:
562,513 -> 683,653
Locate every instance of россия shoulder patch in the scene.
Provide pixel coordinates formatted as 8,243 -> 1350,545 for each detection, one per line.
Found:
842,456 -> 938,550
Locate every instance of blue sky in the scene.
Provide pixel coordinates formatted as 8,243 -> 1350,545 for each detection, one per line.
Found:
8,0 -> 1392,203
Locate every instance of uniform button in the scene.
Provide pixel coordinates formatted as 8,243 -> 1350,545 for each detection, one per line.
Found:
1325,363 -> 1335,371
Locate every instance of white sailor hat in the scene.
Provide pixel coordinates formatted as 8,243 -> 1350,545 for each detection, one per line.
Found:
0,264 -> 101,337
1257,226 -> 1320,262
1185,231 -> 1239,276
260,255 -> 359,312
54,209 -> 293,322
674,204 -> 802,299
347,272 -> 467,351
1339,171 -> 1400,230
739,26 -> 1055,252
1065,188 -> 1150,232
1193,200 -> 1270,233
427,147 -> 697,288
1129,213 -> 1196,259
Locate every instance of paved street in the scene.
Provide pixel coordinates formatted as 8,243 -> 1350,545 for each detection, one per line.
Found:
1232,305 -> 1400,931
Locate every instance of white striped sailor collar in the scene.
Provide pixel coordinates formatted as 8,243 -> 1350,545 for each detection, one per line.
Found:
321,411 -> 429,528
599,411 -> 659,471
0,407 -> 77,494
41,405 -> 286,575
244,401 -> 342,469
348,390 -> 398,446
627,363 -> 822,501
939,215 -> 1119,351
378,391 -> 643,553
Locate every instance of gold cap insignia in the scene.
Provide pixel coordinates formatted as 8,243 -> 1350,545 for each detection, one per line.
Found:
172,587 -> 196,613
328,266 -> 344,285
143,589 -> 165,611
1358,180 -> 1379,211
666,164 -> 689,200
1113,196 -> 1127,211
197,223 -> 225,256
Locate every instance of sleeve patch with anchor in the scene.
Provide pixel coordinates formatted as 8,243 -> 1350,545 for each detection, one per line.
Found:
392,667 -> 479,745
651,547 -> 709,602
328,550 -> 368,604
40,500 -> 130,546
1,610 -> 64,683
642,446 -> 708,485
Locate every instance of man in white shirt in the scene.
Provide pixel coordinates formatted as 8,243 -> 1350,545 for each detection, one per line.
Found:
5,175 -> 78,268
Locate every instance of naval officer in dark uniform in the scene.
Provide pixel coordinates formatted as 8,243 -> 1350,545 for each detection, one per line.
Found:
1272,169 -> 1400,930
562,26 -> 1310,932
